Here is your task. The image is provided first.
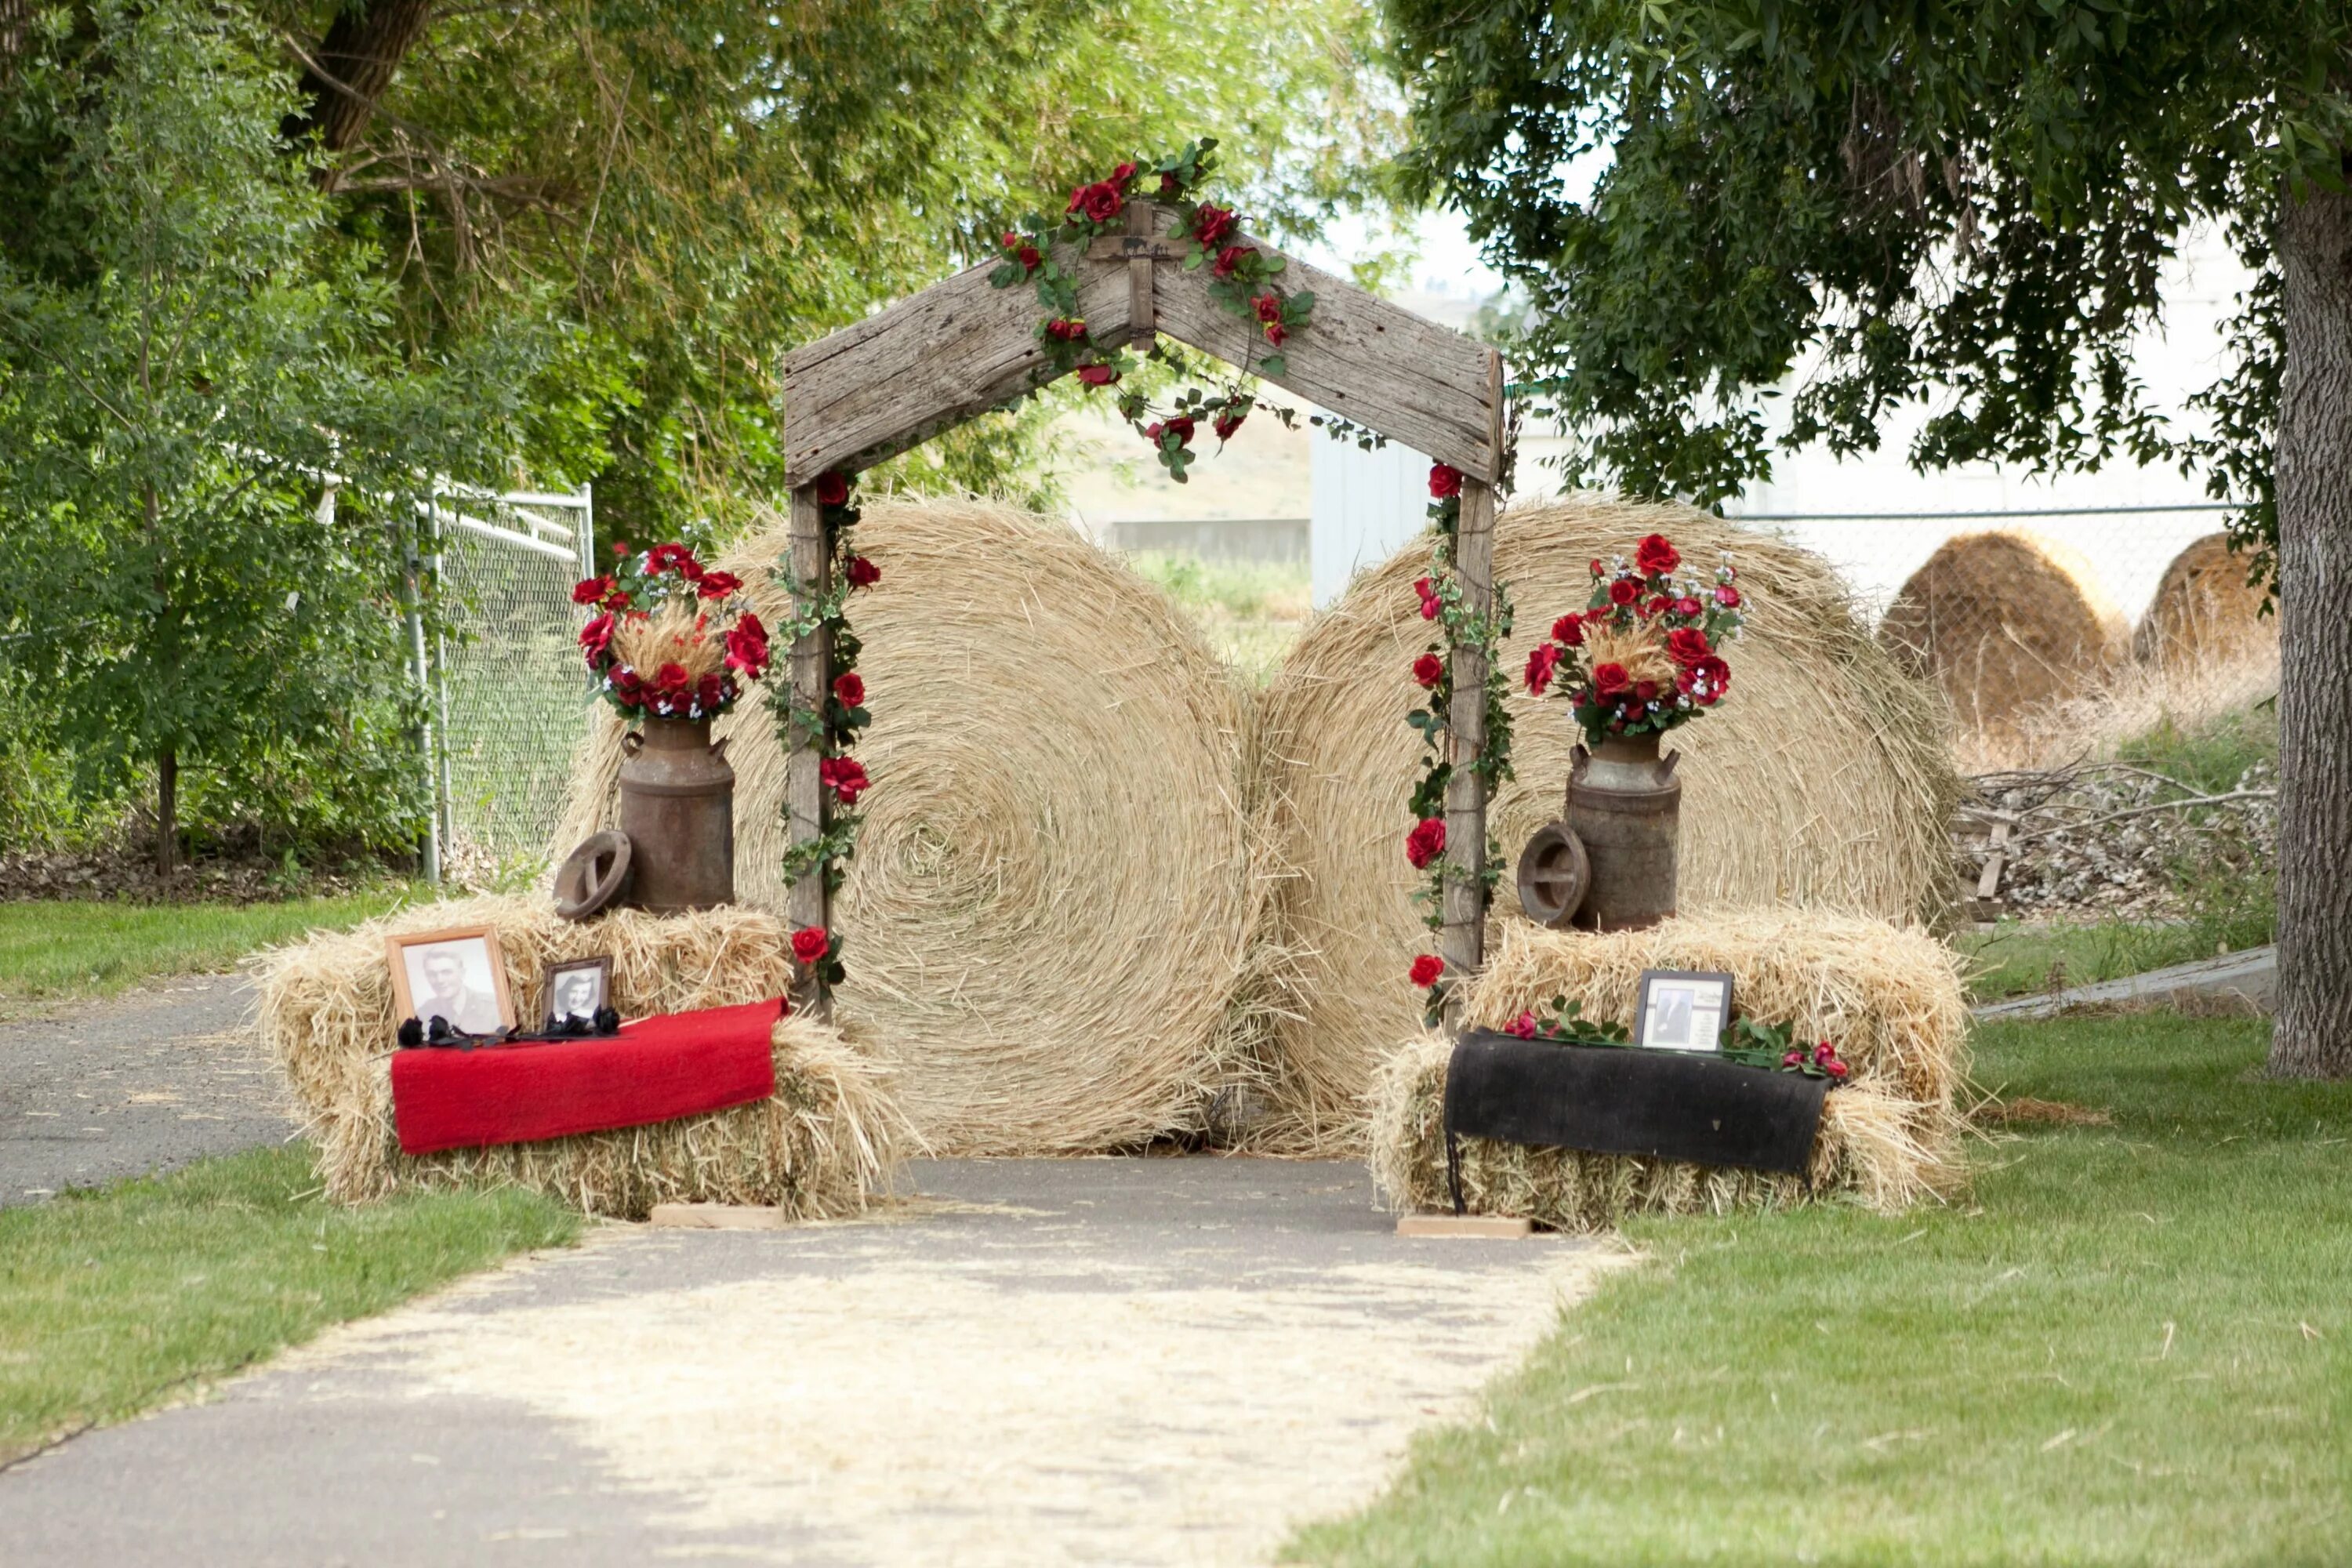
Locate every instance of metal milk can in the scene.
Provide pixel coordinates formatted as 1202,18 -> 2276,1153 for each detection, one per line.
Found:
1564,731 -> 1681,931
617,717 -> 735,912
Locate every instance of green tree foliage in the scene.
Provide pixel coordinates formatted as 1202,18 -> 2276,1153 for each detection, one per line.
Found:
0,0 -> 534,870
1382,0 -> 2352,1076
264,0 -> 1403,539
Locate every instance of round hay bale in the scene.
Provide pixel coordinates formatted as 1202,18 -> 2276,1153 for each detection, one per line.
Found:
1251,495 -> 1957,1143
2132,532 -> 2274,670
1877,529 -> 2127,734
553,498 -> 1252,1156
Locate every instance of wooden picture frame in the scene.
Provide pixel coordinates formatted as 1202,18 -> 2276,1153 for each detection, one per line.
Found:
1634,969 -> 1735,1053
386,925 -> 516,1033
541,955 -> 613,1026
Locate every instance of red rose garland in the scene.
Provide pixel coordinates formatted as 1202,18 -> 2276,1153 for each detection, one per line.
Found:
771,470 -> 879,991
1402,461 -> 1515,1025
990,137 -> 1315,482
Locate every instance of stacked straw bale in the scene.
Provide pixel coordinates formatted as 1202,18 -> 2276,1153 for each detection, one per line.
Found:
1878,529 -> 2128,735
1250,495 -> 1957,1145
2133,532 -> 2274,672
254,896 -> 907,1218
1368,915 -> 1970,1230
552,498 -> 1258,1156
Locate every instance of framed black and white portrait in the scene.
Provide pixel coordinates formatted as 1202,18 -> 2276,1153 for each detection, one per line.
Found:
1634,969 -> 1734,1052
541,956 -> 612,1027
387,926 -> 515,1034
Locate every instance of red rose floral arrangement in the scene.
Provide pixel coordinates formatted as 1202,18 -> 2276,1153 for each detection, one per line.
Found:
1523,532 -> 1745,745
575,543 -> 769,720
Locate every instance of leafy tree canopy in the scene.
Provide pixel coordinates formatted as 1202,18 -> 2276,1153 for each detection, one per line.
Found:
1386,0 -> 2350,576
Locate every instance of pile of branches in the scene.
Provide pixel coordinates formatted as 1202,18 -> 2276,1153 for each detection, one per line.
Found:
1957,759 -> 2277,920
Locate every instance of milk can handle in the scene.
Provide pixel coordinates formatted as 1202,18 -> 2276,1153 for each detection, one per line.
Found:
621,731 -> 644,758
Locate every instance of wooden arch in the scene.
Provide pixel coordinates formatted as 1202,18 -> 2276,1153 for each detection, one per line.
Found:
779,203 -> 1507,1001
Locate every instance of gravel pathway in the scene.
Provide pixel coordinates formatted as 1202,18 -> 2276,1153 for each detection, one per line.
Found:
0,975 -> 292,1206
0,1156 -> 1615,1566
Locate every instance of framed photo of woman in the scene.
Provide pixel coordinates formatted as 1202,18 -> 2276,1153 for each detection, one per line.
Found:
541,956 -> 613,1027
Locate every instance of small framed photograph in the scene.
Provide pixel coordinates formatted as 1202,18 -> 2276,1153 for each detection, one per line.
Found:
387,926 -> 515,1034
542,955 -> 612,1026
1635,969 -> 1735,1052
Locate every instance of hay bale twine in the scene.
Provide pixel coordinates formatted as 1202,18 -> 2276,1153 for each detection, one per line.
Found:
1252,495 -> 1956,1144
553,498 -> 1252,1156
2133,532 -> 2274,671
1877,529 -> 2127,734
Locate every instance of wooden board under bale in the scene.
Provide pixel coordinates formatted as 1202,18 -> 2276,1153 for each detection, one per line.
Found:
253,896 -> 909,1218
1369,913 -> 1969,1230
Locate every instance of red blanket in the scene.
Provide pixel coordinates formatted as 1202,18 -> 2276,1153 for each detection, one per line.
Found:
391,999 -> 783,1156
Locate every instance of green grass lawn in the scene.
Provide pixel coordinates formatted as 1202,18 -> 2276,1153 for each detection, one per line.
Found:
1123,548 -> 1312,684
1955,916 -> 2267,1004
1290,1012 -> 2351,1566
0,1145 -> 578,1464
0,891 -> 407,1006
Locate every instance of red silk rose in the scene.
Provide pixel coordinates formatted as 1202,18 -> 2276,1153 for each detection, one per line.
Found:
695,570 -> 742,600
572,575 -> 612,606
1110,161 -> 1138,186
1687,655 -> 1731,701
1608,577 -> 1640,607
1163,415 -> 1196,444
1525,643 -> 1563,695
1635,533 -> 1680,576
580,612 -> 615,666
819,755 -> 870,805
1414,575 -> 1442,621
1675,596 -> 1703,616
1210,244 -> 1249,279
844,556 -> 881,588
1263,321 -> 1286,347
1552,612 -> 1584,646
646,543 -> 700,579
1410,953 -> 1444,988
1665,627 -> 1712,666
724,614 -> 768,677
1212,408 -> 1246,441
1405,817 -> 1446,869
1428,463 -> 1464,499
1194,205 -> 1236,249
1644,593 -> 1671,617
695,673 -> 726,711
791,926 -> 830,965
1505,1011 -> 1538,1040
1716,584 -> 1742,608
655,661 -> 690,692
833,671 -> 864,707
1592,662 -> 1632,698
1076,363 -> 1120,387
1046,318 -> 1087,342
1412,652 -> 1444,688
815,471 -> 850,507
1252,292 -> 1283,323
1069,180 -> 1123,223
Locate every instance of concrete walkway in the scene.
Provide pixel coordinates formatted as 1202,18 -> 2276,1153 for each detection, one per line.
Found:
0,975 -> 291,1206
0,1156 -> 1609,1566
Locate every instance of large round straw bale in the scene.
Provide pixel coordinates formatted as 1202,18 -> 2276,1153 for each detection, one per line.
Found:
2133,532 -> 2274,670
1878,529 -> 2127,733
1251,495 -> 1957,1143
553,498 -> 1253,1156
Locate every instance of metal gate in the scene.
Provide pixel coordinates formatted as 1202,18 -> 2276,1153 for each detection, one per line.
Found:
416,483 -> 596,880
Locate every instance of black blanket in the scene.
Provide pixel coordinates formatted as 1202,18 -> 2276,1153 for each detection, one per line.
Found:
1441,1030 -> 1827,1212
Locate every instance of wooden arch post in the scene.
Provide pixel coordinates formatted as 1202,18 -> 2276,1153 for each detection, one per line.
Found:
784,481 -> 832,1010
1441,353 -> 1506,993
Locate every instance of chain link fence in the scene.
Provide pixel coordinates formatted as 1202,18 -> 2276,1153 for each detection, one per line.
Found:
420,485 -> 595,877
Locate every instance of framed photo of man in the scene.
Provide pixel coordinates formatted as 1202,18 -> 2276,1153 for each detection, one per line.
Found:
541,956 -> 612,1027
387,927 -> 515,1034
1634,969 -> 1735,1052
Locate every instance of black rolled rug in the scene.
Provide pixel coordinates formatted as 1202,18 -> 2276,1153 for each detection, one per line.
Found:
1441,1029 -> 1828,1214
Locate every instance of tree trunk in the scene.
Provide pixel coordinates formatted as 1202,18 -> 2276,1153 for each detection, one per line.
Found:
281,0 -> 435,159
155,746 -> 179,884
2268,178 -> 2352,1078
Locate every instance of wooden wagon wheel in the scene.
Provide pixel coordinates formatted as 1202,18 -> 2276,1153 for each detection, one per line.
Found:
1515,822 -> 1590,929
554,831 -> 633,921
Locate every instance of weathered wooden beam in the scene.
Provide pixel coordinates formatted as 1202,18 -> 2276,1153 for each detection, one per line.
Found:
1441,475 -> 1499,987
784,484 -> 831,1013
782,256 -> 1135,486
1146,237 -> 1501,482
